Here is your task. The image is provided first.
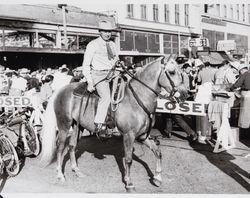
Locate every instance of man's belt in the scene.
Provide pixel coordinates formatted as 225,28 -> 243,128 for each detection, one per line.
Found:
241,88 -> 250,91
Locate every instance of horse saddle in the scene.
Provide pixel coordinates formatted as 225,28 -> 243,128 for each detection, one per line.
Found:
73,82 -> 97,97
73,76 -> 126,109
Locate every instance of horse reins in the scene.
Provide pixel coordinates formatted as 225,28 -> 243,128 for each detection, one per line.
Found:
120,62 -> 178,141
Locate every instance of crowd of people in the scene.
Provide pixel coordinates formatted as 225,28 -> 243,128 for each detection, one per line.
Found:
163,56 -> 250,144
0,53 -> 249,146
0,64 -> 83,112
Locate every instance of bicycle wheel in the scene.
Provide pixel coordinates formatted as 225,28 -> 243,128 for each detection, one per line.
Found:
0,134 -> 20,177
22,122 -> 40,156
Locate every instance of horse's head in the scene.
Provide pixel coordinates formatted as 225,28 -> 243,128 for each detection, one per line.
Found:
158,57 -> 188,102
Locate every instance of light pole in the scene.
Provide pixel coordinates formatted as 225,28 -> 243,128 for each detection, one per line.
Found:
58,4 -> 68,49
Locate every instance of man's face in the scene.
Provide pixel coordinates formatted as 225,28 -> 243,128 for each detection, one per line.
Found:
185,67 -> 191,74
100,30 -> 112,41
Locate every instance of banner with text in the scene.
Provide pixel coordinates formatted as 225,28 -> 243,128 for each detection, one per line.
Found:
0,96 -> 32,107
156,99 -> 206,116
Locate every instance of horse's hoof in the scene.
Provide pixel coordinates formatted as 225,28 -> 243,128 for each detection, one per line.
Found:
56,175 -> 66,183
126,185 -> 135,193
153,177 -> 162,187
74,170 -> 85,178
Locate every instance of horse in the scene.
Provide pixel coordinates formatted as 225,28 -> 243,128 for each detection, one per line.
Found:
40,57 -> 188,192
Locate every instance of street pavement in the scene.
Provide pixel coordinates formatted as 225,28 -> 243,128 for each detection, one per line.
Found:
0,129 -> 250,195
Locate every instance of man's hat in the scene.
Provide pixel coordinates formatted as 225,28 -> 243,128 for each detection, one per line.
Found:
4,68 -> 13,74
238,64 -> 248,72
19,68 -> 30,74
98,20 -> 116,31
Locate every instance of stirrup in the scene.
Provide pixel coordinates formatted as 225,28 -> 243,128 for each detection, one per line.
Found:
94,123 -> 112,141
96,130 -> 112,141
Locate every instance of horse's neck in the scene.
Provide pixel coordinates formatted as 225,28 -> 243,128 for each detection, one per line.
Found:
129,61 -> 161,111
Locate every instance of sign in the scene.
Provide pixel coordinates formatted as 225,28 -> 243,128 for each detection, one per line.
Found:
189,38 -> 209,48
217,40 -> 236,52
202,17 -> 226,26
0,96 -> 31,107
156,98 -> 206,116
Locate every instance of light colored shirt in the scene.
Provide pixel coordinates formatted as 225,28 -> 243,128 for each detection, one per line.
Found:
182,72 -> 190,90
39,83 -> 53,103
11,76 -> 27,92
81,37 -> 118,82
51,73 -> 72,91
214,66 -> 236,85
83,37 -> 118,71
197,67 -> 217,84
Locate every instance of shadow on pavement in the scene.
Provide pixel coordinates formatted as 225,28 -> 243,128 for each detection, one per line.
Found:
190,141 -> 250,192
62,135 -> 155,186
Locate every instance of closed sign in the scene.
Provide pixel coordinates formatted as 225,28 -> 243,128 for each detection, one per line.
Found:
0,96 -> 31,107
156,98 -> 206,116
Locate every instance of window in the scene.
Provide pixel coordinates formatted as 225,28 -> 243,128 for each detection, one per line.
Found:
242,4 -> 245,21
163,34 -> 179,54
164,4 -> 170,23
223,5 -> 227,18
237,4 -> 239,20
141,4 -> 147,20
127,4 -> 134,18
184,4 -> 189,26
216,4 -> 220,16
230,5 -> 233,19
175,4 -> 180,25
153,4 -> 159,22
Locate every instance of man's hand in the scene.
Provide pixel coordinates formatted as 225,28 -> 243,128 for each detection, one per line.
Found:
87,81 -> 95,92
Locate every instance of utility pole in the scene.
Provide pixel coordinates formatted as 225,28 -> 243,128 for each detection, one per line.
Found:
58,4 -> 68,49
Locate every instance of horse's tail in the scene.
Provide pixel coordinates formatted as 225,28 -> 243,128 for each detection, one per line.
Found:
40,90 -> 59,166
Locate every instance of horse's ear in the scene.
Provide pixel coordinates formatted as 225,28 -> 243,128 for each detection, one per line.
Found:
161,56 -> 165,64
161,55 -> 171,65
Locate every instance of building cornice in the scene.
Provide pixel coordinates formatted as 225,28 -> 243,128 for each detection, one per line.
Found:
119,23 -> 200,37
201,14 -> 250,27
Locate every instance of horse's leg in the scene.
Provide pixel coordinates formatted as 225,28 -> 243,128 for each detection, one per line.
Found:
69,124 -> 84,178
56,129 -> 68,182
141,137 -> 162,187
123,132 -> 136,192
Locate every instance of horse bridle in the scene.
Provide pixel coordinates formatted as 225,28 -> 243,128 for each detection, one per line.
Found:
119,62 -> 180,142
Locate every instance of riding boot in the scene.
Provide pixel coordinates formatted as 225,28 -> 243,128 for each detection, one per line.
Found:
94,123 -> 112,140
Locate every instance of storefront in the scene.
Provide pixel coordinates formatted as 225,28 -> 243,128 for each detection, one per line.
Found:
201,15 -> 250,57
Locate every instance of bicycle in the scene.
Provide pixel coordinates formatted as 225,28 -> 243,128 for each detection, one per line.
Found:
0,132 -> 20,177
0,107 -> 40,177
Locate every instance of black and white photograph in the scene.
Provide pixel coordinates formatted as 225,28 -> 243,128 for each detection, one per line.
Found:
0,0 -> 249,196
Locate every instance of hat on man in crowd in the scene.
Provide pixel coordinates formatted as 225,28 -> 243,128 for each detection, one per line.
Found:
193,59 -> 204,67
59,64 -> 67,71
4,68 -> 13,75
98,20 -> 116,31
230,61 -> 241,70
19,68 -> 30,74
238,64 -> 248,72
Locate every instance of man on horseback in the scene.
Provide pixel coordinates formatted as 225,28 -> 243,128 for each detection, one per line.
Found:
81,20 -> 119,139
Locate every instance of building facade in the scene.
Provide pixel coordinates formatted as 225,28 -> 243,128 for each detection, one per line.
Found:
201,4 -> 250,58
0,4 -> 116,69
83,3 -> 250,61
0,4 -> 249,69
82,3 -> 202,63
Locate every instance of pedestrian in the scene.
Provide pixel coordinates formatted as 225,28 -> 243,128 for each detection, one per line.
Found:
39,75 -> 54,109
81,20 -> 118,139
195,61 -> 217,144
213,60 -> 237,92
229,64 -> 250,132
